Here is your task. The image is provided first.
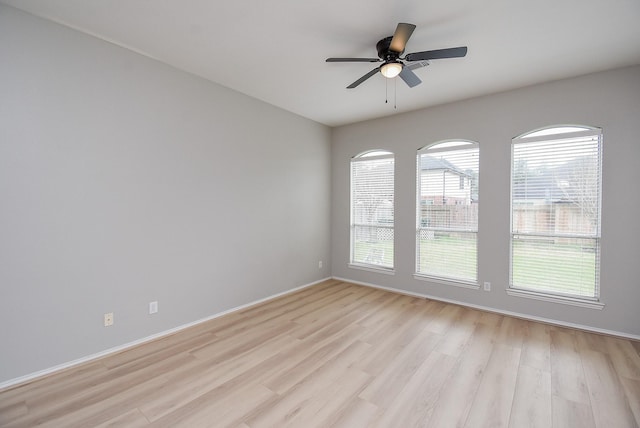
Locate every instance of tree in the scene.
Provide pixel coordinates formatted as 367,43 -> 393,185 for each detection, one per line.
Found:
553,155 -> 599,231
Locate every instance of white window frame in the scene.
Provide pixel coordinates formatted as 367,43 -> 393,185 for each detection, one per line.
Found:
415,140 -> 479,287
508,125 -> 604,309
349,150 -> 395,274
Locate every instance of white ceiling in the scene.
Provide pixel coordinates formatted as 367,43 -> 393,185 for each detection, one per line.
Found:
3,0 -> 640,127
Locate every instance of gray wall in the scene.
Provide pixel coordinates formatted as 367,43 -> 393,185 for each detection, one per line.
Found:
0,5 -> 331,384
331,66 -> 640,337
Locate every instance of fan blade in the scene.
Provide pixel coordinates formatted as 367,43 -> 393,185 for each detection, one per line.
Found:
398,67 -> 422,88
389,23 -> 416,53
347,67 -> 381,89
326,57 -> 380,62
407,60 -> 429,71
405,46 -> 467,61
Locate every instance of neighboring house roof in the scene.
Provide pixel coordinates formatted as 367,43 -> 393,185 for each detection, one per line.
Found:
512,172 -> 564,201
421,155 -> 471,177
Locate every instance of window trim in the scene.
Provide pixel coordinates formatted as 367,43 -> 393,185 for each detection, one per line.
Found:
349,262 -> 396,275
413,273 -> 479,289
506,288 -> 604,309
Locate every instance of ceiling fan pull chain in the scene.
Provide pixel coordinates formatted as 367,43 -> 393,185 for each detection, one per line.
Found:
394,78 -> 397,109
385,78 -> 388,104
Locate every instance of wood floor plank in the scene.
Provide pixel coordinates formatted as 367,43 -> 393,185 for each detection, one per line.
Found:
277,369 -> 371,428
426,322 -> 496,427
152,384 -> 277,428
261,323 -> 367,394
355,293 -> 406,332
520,320 -> 551,373
464,344 -> 521,428
581,349 -> 637,427
101,330 -> 215,370
1,280 -> 639,428
289,298 -> 370,343
358,327 -> 440,407
94,408 -> 150,428
328,397 -> 379,428
477,310 -> 503,328
620,376 -> 640,426
423,302 -> 464,335
574,329 -> 609,354
355,300 -> 441,376
494,316 -> 528,349
435,306 -> 480,357
509,365 -> 552,428
138,332 -> 300,422
244,343 -> 371,427
550,329 -> 591,404
605,336 -> 640,380
8,352 -> 196,428
189,320 -> 297,362
0,360 -> 108,405
552,396 -> 596,428
371,351 -> 458,428
0,401 -> 28,426
31,371 -> 170,428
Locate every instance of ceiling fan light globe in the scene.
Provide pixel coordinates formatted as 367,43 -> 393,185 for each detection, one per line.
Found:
381,62 -> 403,78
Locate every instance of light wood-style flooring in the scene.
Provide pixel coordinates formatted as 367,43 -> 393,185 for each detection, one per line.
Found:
1,279 -> 639,427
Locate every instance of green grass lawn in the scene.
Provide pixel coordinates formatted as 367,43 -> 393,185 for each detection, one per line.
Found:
353,239 -> 394,268
417,232 -> 477,281
355,230 -> 597,299
511,238 -> 597,298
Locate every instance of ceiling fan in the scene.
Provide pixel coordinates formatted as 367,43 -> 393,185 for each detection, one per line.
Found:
326,23 -> 467,89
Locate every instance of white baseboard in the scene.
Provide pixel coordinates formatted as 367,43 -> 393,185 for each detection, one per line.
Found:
333,276 -> 640,342
0,277 -> 332,391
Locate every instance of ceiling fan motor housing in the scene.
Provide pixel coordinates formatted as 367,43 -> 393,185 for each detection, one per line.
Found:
376,36 -> 402,61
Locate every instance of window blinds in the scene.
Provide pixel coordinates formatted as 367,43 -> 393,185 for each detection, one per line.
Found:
351,152 -> 395,269
511,128 -> 602,299
416,143 -> 479,283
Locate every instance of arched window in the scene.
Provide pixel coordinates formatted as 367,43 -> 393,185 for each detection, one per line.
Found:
416,141 -> 479,284
350,150 -> 394,271
510,125 -> 602,305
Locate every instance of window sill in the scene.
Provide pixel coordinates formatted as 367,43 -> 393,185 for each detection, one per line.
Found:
349,263 -> 395,276
413,274 -> 479,290
506,288 -> 605,310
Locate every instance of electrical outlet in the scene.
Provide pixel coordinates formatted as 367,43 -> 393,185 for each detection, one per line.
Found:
318,260 -> 323,269
104,312 -> 114,327
483,282 -> 491,291
149,301 -> 158,314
